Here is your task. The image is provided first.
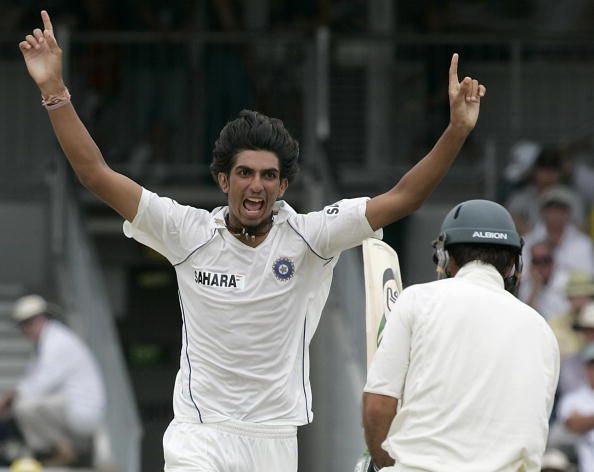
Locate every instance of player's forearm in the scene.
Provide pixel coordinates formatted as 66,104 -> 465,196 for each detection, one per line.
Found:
394,124 -> 469,211
363,393 -> 398,468
565,413 -> 594,434
47,101 -> 110,189
365,124 -> 470,230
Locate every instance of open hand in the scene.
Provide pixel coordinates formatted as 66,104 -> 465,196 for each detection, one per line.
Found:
19,10 -> 65,95
448,53 -> 486,134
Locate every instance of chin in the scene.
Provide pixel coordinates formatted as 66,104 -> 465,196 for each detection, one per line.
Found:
241,211 -> 271,226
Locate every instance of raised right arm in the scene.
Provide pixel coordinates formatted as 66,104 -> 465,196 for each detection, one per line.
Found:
19,10 -> 141,222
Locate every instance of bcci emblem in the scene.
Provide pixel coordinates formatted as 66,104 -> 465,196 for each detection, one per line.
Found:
272,257 -> 295,282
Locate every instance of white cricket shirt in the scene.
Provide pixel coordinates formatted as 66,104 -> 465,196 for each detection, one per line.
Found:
17,320 -> 106,424
558,385 -> 594,472
124,188 -> 381,425
365,262 -> 560,472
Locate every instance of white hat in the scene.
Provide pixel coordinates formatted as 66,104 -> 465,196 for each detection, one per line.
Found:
12,295 -> 48,323
576,302 -> 594,330
540,185 -> 576,211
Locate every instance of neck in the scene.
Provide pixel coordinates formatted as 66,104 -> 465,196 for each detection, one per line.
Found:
225,214 -> 273,242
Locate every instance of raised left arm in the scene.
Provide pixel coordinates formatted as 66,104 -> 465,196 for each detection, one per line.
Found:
362,392 -> 398,469
366,53 -> 486,231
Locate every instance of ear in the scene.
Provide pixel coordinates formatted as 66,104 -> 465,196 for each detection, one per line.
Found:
278,178 -> 289,198
446,255 -> 459,277
218,172 -> 229,193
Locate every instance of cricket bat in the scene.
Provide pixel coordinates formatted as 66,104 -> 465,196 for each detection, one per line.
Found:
362,238 -> 404,366
354,239 -> 404,472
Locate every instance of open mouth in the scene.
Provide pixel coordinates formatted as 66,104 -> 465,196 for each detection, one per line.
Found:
243,198 -> 265,214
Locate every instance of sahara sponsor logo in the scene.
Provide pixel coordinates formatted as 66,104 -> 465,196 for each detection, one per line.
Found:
194,270 -> 245,289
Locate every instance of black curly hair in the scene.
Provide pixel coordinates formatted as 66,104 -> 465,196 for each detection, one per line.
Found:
210,110 -> 300,184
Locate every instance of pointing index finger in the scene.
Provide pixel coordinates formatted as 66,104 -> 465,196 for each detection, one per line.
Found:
41,10 -> 53,32
449,53 -> 459,87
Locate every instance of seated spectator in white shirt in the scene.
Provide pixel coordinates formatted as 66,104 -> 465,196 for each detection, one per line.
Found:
559,303 -> 594,397
0,295 -> 106,466
558,341 -> 594,472
523,239 -> 570,320
520,186 -> 594,319
506,147 -> 584,235
551,271 -> 594,373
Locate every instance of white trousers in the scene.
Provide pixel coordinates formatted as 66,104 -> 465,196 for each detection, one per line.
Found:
163,419 -> 298,472
13,393 -> 99,453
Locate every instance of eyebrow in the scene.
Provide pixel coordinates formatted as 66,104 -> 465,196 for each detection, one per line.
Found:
235,165 -> 280,173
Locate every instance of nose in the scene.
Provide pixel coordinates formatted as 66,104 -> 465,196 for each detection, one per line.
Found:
249,174 -> 264,193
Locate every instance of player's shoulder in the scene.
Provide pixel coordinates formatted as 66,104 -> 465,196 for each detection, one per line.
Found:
397,278 -> 449,302
293,197 -> 370,218
143,187 -> 212,220
511,293 -> 551,324
509,295 -> 559,347
405,277 -> 456,293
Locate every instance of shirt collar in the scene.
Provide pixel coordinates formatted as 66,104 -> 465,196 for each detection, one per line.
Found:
455,260 -> 505,290
209,200 -> 297,231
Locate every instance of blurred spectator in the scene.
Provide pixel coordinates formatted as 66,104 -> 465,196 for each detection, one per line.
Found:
541,448 -> 573,472
536,187 -> 593,274
520,239 -> 570,320
560,303 -> 594,397
0,295 -> 105,466
505,147 -> 584,235
550,271 -> 594,364
520,186 -> 594,319
558,341 -> 594,472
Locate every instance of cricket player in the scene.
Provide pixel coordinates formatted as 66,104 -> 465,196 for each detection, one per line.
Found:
363,200 -> 560,472
20,11 -> 485,471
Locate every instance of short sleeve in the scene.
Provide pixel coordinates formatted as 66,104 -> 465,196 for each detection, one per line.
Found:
123,188 -> 212,265
364,288 -> 415,399
290,198 -> 382,258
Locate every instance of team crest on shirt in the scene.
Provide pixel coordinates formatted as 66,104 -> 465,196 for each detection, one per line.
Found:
272,257 -> 295,282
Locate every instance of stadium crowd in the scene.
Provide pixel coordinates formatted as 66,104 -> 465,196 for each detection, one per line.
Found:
503,140 -> 594,471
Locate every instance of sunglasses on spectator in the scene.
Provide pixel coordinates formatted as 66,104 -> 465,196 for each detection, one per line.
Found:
532,256 -> 553,265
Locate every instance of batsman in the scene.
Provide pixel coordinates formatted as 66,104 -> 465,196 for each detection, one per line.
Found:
362,200 -> 560,471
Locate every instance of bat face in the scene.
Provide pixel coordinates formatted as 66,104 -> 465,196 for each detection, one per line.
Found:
362,239 -> 403,366
377,267 -> 401,346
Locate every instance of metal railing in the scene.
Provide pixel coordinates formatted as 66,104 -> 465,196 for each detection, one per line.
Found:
5,31 -> 594,197
298,28 -> 369,471
55,194 -> 142,472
